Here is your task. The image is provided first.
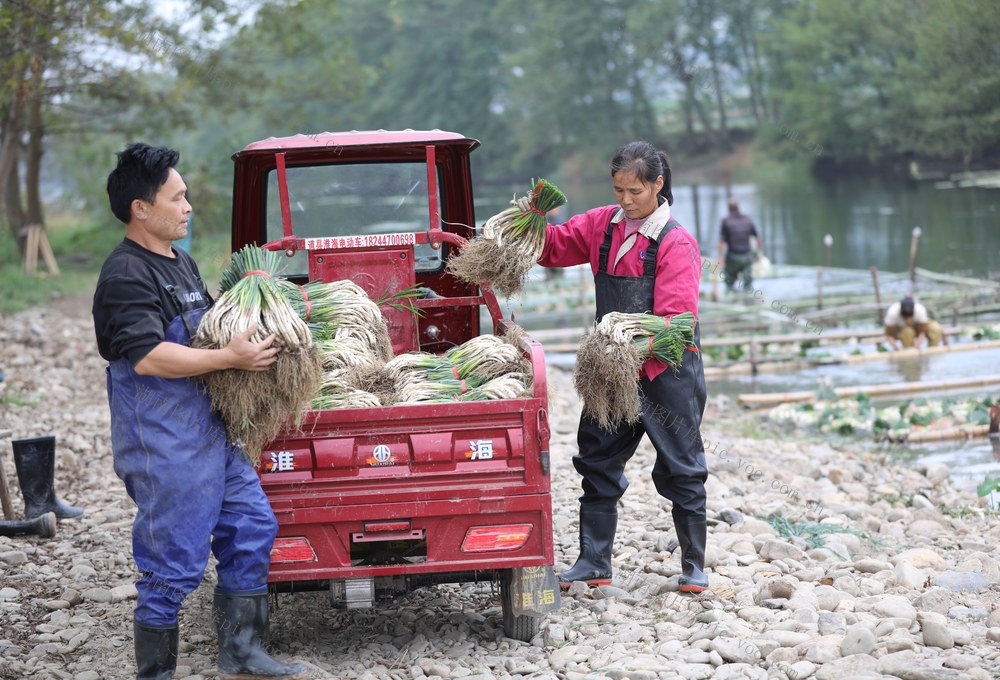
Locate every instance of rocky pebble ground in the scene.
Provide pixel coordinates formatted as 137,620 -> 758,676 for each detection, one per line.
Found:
1,301 -> 999,680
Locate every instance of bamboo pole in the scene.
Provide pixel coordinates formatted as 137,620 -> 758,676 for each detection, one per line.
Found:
909,226 -> 922,283
870,266 -> 883,325
692,183 -> 702,245
704,358 -> 819,379
541,324 -> 944,352
701,325 -> 964,348
834,339 -> 1000,363
902,424 -> 990,444
913,267 -> 1000,289
23,225 -> 39,274
21,224 -> 59,276
738,374 -> 1000,408
38,227 -> 60,276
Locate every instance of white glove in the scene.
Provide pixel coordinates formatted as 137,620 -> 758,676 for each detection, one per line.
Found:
511,196 -> 532,212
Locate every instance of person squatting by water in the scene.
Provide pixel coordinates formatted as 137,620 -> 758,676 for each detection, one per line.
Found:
533,141 -> 710,593
881,293 -> 948,350
92,143 -> 306,680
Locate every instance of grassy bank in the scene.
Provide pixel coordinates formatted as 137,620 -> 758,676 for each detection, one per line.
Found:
0,219 -> 233,315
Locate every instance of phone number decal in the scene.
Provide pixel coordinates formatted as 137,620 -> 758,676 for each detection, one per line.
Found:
305,233 -> 417,250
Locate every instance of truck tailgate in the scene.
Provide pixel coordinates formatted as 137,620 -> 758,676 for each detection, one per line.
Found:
260,395 -> 552,580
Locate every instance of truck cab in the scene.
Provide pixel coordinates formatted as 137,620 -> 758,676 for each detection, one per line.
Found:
229,130 -> 557,640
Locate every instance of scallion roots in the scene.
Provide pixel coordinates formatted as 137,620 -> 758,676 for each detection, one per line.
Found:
446,178 -> 566,297
574,312 -> 697,431
192,246 -> 323,461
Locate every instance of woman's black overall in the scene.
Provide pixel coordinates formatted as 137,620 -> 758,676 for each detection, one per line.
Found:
559,217 -> 709,591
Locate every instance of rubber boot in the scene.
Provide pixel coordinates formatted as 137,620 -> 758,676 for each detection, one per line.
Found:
11,436 -> 84,520
673,509 -> 709,593
0,511 -> 56,538
134,621 -> 178,680
213,589 -> 307,680
558,505 -> 617,588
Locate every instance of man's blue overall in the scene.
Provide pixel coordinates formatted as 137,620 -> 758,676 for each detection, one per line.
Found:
106,306 -> 277,627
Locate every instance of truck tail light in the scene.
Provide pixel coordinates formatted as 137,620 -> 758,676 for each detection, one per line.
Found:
270,537 -> 316,563
461,524 -> 532,552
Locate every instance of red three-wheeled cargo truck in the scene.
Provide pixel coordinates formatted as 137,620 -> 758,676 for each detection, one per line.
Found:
229,130 -> 559,641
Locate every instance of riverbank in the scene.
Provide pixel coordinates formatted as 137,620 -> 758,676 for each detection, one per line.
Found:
1,303 -> 999,680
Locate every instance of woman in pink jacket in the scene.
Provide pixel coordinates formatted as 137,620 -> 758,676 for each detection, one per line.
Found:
538,141 -> 708,593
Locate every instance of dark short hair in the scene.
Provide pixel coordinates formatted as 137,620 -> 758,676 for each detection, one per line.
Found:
900,297 -> 915,317
107,143 -> 180,224
610,141 -> 673,206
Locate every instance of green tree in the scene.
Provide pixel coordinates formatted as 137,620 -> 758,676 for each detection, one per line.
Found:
0,1 -> 195,252
757,0 -> 1000,165
902,0 -> 1000,160
496,0 -> 658,172
324,0 -> 514,173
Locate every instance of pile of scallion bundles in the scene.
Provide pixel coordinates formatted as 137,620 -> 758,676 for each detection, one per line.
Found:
192,246 -> 323,459
387,335 -> 532,404
310,370 -> 384,410
276,279 -> 396,408
447,178 -> 566,297
277,279 -> 393,366
308,333 -> 394,409
574,311 -> 696,431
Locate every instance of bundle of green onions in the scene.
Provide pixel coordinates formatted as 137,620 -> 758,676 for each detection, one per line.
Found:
386,333 -> 533,405
491,178 -> 565,260
447,178 -> 566,297
287,281 -> 410,409
387,352 -> 487,403
444,335 -> 527,380
192,245 -> 323,459
277,279 -> 393,364
601,311 -> 696,367
461,373 -> 530,401
574,311 -> 697,431
310,370 -> 383,410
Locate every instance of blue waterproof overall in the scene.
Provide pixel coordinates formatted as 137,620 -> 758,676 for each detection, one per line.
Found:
106,305 -> 278,627
574,217 -> 709,517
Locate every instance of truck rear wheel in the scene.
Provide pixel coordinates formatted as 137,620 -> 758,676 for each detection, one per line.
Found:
499,569 -> 540,642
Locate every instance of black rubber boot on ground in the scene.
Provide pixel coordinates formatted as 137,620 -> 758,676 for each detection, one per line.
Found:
673,509 -> 709,593
558,505 -> 617,588
0,512 -> 56,538
11,436 -> 84,520
213,590 -> 307,680
134,621 -> 178,680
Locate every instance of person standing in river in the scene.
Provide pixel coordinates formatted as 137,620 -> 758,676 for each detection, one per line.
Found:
533,141 -> 709,593
718,198 -> 762,292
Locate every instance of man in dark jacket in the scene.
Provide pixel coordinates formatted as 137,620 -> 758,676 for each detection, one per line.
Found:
717,198 -> 762,292
92,143 -> 305,680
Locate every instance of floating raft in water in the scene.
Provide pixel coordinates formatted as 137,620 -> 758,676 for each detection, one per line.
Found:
739,374 -> 1000,408
708,337 -> 1000,378
768,393 -> 998,443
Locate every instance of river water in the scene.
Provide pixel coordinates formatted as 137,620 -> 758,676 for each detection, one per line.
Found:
477,169 -> 1000,278
475,170 -> 1000,501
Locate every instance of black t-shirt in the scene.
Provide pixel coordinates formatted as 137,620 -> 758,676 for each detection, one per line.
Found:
92,239 -> 212,366
720,212 -> 758,254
